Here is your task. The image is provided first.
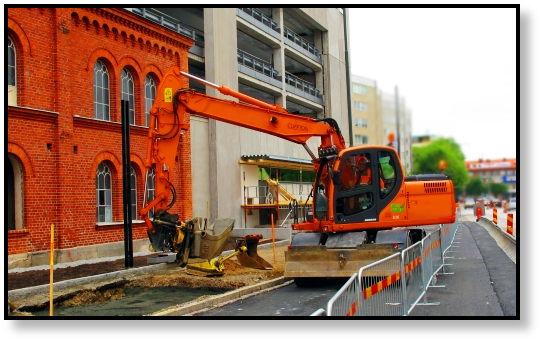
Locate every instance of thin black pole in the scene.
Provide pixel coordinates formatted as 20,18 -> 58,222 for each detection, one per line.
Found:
121,100 -> 133,268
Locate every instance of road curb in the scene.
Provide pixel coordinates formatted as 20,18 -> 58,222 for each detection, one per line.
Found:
476,217 -> 516,263
148,277 -> 293,316
8,264 -> 166,302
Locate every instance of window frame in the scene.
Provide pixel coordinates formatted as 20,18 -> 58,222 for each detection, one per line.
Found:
144,75 -> 157,128
354,101 -> 367,112
96,162 -> 113,223
8,37 -> 17,105
93,60 -> 110,121
121,68 -> 135,125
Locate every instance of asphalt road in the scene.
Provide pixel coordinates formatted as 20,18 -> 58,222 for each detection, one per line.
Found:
196,216 -> 517,317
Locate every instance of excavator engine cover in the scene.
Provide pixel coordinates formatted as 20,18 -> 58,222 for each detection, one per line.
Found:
236,234 -> 273,270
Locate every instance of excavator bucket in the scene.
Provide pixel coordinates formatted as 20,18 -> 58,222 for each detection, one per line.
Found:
236,234 -> 273,270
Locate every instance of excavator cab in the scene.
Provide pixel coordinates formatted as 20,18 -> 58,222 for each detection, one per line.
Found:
323,146 -> 403,225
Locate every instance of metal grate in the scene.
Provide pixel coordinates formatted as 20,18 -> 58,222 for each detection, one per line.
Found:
423,182 -> 448,193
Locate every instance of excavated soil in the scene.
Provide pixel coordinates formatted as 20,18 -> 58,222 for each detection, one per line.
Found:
9,243 -> 287,316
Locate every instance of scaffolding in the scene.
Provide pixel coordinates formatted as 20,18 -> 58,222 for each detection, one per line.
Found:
241,173 -> 312,228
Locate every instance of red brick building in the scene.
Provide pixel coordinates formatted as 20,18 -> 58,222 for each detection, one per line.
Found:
7,8 -> 193,257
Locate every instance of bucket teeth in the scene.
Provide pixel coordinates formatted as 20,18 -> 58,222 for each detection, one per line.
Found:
236,235 -> 273,270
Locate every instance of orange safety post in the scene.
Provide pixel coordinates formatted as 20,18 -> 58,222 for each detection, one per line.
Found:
493,207 -> 498,225
476,206 -> 482,221
503,201 -> 507,213
271,213 -> 276,263
506,214 -> 514,235
49,223 -> 54,316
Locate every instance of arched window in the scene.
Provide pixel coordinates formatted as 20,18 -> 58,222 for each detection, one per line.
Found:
94,61 -> 110,121
130,167 -> 137,220
8,37 -> 17,105
146,168 -> 155,219
96,162 -> 112,222
121,69 -> 135,125
7,155 -> 24,230
7,157 -> 15,230
144,75 -> 156,127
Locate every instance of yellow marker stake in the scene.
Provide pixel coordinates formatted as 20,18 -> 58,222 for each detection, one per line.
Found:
271,214 -> 276,264
49,224 -> 54,316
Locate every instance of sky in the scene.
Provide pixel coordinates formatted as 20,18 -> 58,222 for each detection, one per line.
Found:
348,7 -> 516,161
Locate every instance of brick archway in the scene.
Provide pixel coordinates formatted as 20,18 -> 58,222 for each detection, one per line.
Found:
7,18 -> 31,56
89,151 -> 122,180
7,142 -> 34,177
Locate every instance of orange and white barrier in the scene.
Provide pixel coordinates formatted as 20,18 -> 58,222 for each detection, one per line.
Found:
493,208 -> 498,225
507,214 -> 514,235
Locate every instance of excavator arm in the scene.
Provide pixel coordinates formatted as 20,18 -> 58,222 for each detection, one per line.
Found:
141,66 -> 345,224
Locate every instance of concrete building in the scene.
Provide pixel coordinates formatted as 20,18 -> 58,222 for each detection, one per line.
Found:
350,74 -> 412,174
465,158 -> 517,200
351,75 -> 382,147
7,7 -> 352,267
125,8 -> 353,228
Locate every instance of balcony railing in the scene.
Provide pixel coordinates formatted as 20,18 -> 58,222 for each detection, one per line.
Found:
238,49 -> 279,79
283,27 -> 321,63
128,8 -> 195,40
239,8 -> 280,33
285,72 -> 320,98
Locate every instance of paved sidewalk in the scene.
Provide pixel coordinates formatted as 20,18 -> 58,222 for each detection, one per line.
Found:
410,216 -> 517,316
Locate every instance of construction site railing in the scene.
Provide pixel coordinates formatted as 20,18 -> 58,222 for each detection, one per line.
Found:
320,211 -> 462,316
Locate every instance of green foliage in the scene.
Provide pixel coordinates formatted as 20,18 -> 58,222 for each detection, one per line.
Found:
411,137 -> 469,189
489,182 -> 509,197
465,177 -> 485,197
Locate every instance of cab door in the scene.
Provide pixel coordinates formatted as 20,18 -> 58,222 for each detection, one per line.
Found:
333,148 -> 401,224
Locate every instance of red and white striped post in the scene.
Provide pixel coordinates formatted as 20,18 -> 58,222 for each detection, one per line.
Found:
507,214 -> 514,235
493,207 -> 498,225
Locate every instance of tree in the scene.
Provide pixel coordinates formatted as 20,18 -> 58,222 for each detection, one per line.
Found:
412,137 -> 470,191
489,182 -> 509,198
465,177 -> 484,197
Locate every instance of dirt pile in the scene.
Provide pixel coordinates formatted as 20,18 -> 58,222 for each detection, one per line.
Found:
10,244 -> 287,315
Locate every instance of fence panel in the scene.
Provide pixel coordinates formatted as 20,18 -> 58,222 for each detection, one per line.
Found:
326,273 -> 359,316
401,241 -> 425,315
357,253 -> 404,316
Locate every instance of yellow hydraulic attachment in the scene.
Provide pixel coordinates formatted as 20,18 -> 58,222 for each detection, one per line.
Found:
185,245 -> 247,277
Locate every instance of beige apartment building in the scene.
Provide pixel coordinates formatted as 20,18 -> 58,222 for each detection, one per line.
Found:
351,75 -> 412,173
125,8 -> 352,228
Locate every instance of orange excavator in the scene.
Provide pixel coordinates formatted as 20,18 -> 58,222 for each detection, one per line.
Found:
140,66 -> 456,282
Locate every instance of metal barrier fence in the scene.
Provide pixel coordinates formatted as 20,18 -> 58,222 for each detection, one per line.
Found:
326,273 -> 359,316
357,253 -> 403,316
320,210 -> 461,316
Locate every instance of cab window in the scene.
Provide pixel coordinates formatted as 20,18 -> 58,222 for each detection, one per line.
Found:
338,153 -> 372,192
378,151 -> 396,198
336,192 -> 374,217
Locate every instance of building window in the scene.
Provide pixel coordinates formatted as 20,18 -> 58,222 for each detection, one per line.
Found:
8,37 -> 17,106
146,168 -> 156,219
121,69 -> 135,125
94,61 -> 110,121
353,84 -> 367,95
144,75 -> 156,127
354,101 -> 367,112
96,162 -> 112,222
130,167 -> 137,220
355,134 -> 369,145
355,118 -> 368,128
7,155 -> 24,230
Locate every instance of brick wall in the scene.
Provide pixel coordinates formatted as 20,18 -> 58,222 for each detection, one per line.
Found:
7,8 -> 194,255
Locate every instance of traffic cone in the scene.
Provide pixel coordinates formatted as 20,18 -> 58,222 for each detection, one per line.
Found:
476,206 -> 482,221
